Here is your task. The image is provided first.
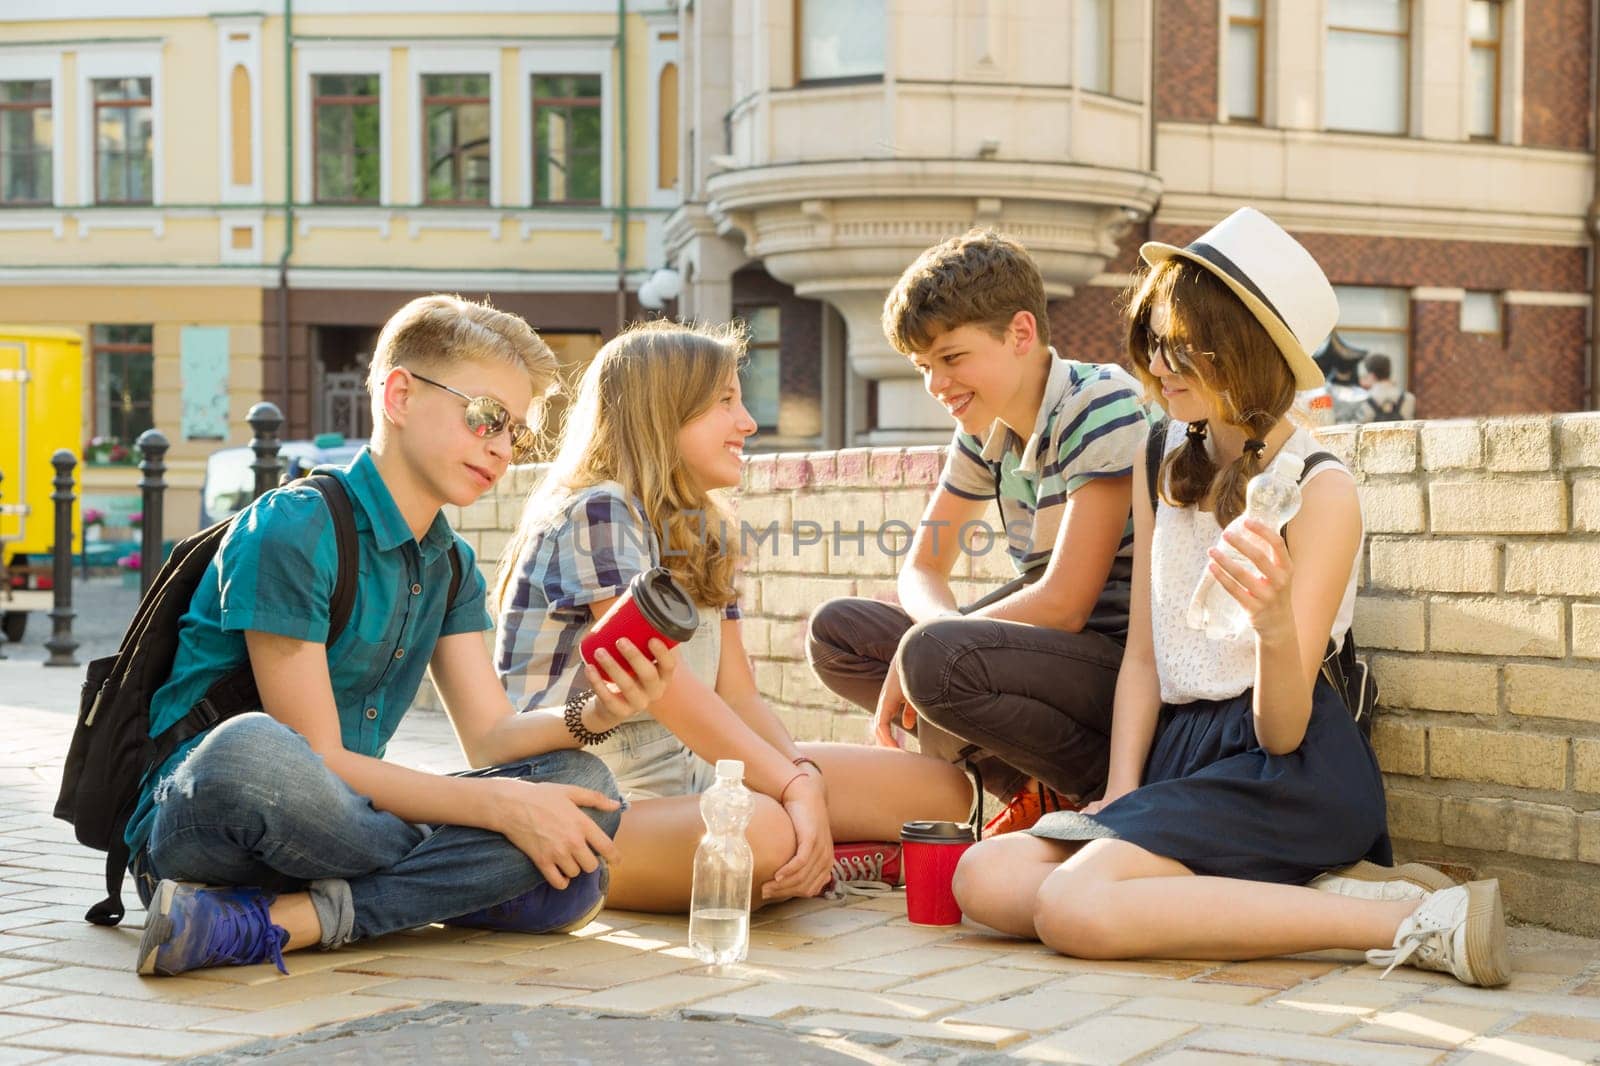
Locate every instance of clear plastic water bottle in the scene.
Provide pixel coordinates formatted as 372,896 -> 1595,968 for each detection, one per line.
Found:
688,759 -> 754,966
1187,451 -> 1305,637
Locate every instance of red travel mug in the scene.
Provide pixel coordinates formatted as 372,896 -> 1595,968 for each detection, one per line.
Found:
580,567 -> 699,676
900,820 -> 976,926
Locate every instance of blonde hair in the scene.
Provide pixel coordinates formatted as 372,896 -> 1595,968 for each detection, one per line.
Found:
366,294 -> 559,418
1125,258 -> 1298,529
493,319 -> 746,613
882,228 -> 1050,356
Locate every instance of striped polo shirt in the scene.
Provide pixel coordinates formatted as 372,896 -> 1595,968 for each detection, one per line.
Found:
939,352 -> 1151,575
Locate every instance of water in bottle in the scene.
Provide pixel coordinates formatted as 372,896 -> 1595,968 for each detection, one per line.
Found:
1187,451 -> 1305,637
688,759 -> 754,966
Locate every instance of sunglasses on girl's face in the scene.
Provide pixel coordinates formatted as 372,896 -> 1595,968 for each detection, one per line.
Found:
1146,336 -> 1205,370
409,371 -> 539,464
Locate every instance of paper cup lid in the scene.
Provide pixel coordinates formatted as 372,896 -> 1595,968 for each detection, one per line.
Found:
631,567 -> 700,642
900,820 -> 976,843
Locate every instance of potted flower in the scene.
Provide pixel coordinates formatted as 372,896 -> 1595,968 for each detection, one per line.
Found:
82,508 -> 105,527
117,550 -> 142,588
129,511 -> 143,530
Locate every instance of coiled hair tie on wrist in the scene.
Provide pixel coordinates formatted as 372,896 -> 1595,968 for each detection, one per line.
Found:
1243,438 -> 1267,458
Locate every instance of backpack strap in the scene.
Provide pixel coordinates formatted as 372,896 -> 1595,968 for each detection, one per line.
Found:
1144,417 -> 1170,514
307,474 -> 359,644
447,540 -> 464,610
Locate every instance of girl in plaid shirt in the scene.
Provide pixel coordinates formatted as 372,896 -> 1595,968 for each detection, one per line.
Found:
493,321 -> 973,911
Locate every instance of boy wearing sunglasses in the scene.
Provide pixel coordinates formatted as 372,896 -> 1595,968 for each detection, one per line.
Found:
129,294 -> 677,977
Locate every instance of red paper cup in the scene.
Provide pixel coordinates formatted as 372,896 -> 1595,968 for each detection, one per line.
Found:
901,820 -> 976,926
580,567 -> 699,676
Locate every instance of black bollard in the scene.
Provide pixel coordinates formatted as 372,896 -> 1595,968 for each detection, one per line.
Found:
44,450 -> 79,667
247,401 -> 284,499
137,429 -> 169,596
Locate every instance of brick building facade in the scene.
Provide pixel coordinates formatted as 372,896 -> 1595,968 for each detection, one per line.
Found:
1049,0 -> 1597,421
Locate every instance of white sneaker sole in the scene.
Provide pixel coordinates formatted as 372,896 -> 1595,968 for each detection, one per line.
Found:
136,879 -> 182,976
1461,879 -> 1511,987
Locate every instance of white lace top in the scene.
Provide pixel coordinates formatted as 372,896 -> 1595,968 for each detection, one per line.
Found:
1150,421 -> 1361,704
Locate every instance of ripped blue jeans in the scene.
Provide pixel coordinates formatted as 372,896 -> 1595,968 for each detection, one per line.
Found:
131,713 -> 623,947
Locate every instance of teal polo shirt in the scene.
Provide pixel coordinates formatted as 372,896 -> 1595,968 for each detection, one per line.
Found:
124,448 -> 491,854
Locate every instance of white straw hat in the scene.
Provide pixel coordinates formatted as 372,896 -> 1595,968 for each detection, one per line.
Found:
1140,207 -> 1338,390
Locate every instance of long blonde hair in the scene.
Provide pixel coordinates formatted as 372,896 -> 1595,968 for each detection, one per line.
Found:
493,319 -> 746,613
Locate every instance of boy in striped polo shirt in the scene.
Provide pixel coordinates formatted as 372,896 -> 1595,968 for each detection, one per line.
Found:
807,229 -> 1151,834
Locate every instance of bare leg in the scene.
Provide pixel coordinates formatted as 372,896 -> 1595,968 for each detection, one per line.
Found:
1031,840 -> 1417,960
268,894 -> 322,951
604,793 -> 801,913
797,741 -> 974,841
953,834 -> 1083,937
956,835 -> 1418,961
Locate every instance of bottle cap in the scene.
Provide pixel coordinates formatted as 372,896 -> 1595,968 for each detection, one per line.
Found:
714,759 -> 744,780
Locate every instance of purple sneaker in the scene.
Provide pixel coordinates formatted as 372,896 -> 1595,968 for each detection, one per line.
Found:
445,863 -> 609,935
137,880 -> 289,977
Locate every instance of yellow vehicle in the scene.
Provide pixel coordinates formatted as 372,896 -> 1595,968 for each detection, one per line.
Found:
1,326 -> 84,643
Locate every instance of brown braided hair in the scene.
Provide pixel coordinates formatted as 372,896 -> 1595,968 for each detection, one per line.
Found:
1125,258 -> 1298,529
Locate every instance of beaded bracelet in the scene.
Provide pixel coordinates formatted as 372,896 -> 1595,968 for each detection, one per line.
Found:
564,691 -> 619,746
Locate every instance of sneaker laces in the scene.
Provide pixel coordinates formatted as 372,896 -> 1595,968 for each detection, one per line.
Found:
204,894 -> 289,975
823,852 -> 894,900
1366,891 -> 1460,979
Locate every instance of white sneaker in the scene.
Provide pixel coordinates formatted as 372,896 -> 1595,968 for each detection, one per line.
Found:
1366,880 -> 1511,987
1310,860 -> 1456,903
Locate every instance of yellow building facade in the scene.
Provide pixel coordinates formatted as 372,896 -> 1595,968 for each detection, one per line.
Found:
0,1 -> 681,540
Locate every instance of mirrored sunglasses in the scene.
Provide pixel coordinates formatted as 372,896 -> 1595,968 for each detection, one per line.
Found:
410,371 -> 539,464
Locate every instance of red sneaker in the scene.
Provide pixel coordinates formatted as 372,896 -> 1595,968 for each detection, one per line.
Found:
983,782 -> 1076,836
822,841 -> 901,900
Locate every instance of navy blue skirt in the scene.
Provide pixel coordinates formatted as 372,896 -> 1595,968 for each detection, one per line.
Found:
1027,678 -> 1392,884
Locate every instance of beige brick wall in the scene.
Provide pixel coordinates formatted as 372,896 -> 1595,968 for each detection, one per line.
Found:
446,415 -> 1600,936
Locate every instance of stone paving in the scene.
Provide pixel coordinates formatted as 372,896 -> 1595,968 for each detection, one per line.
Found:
3,595 -> 1600,1063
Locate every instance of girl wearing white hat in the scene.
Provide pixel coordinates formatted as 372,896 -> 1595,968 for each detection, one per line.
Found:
950,208 -> 1510,987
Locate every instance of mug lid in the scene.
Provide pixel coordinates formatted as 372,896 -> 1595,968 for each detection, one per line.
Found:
900,820 -> 976,843
631,567 -> 700,642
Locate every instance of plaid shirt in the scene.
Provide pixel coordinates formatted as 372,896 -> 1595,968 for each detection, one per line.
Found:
495,482 -> 739,712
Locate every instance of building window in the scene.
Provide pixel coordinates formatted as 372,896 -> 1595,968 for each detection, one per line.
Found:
738,306 -> 781,432
1334,286 -> 1410,387
1461,291 -> 1502,335
423,74 -> 491,204
532,74 -> 602,205
657,62 -> 679,191
1075,0 -> 1113,94
1467,0 -> 1502,140
0,80 -> 51,205
93,77 -> 153,205
1226,0 -> 1265,122
797,0 -> 885,82
229,64 -> 252,187
1325,0 -> 1409,135
313,74 -> 381,204
92,325 -> 154,459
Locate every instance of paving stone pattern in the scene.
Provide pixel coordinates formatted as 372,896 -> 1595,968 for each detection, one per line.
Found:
3,651 -> 1600,1064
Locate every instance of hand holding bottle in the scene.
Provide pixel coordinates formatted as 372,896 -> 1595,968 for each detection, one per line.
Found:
1187,452 -> 1304,638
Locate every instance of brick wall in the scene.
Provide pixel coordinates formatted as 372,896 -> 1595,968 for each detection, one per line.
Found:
446,413 -> 1600,936
1522,0 -> 1594,150
1154,0 -> 1219,122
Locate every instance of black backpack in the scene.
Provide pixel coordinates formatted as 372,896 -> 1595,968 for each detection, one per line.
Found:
55,475 -> 463,927
1143,421 -> 1377,737
1365,395 -> 1405,422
